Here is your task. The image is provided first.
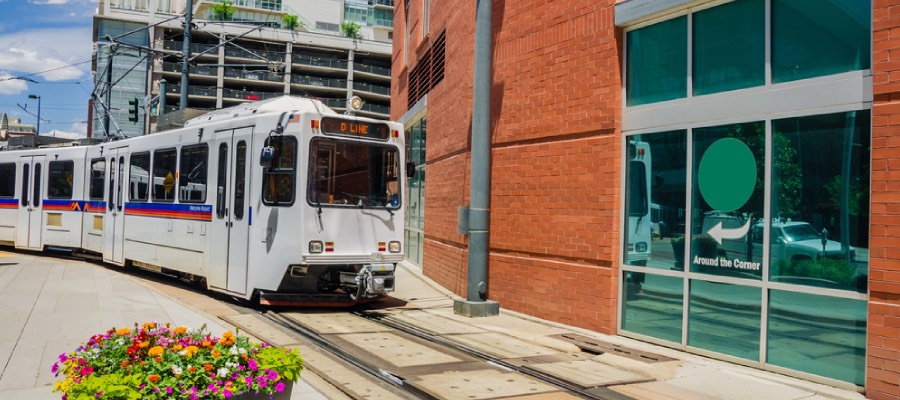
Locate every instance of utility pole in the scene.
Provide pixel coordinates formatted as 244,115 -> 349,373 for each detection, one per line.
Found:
180,0 -> 193,110
27,95 -> 41,135
455,0 -> 499,318
105,48 -> 114,138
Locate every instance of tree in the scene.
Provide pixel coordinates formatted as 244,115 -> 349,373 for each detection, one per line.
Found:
282,13 -> 303,30
212,0 -> 235,21
340,21 -> 362,39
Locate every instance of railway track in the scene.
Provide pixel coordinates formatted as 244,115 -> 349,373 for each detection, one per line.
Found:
262,309 -> 638,400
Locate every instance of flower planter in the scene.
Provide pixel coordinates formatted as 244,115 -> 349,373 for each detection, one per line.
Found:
51,322 -> 303,400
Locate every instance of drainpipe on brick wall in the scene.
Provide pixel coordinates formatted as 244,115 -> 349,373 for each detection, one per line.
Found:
455,0 -> 500,318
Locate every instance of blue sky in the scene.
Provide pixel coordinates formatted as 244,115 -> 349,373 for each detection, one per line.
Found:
0,0 -> 97,138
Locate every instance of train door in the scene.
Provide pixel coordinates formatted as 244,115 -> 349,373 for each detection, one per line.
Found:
16,155 -> 45,249
209,127 -> 252,294
102,147 -> 128,265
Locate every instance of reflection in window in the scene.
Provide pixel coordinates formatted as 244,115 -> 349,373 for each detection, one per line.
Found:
691,122 -> 765,280
623,131 -> 687,271
688,280 -> 760,361
692,0 -> 764,95
771,111 -> 870,292
263,136 -> 297,205
767,290 -> 866,385
626,16 -> 687,106
89,159 -> 105,201
772,0 -> 871,83
48,161 -> 74,200
621,272 -> 683,344
130,153 -> 150,201
307,138 -> 400,209
179,145 -> 208,203
153,149 -> 177,202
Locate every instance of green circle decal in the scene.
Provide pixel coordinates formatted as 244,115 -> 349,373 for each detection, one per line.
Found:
698,138 -> 756,212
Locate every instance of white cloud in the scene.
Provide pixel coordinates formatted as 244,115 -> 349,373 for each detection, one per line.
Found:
69,121 -> 88,135
29,0 -> 72,4
0,73 -> 28,95
0,28 -> 92,81
46,129 -> 87,139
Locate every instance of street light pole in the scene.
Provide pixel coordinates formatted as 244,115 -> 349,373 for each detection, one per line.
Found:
28,94 -> 41,135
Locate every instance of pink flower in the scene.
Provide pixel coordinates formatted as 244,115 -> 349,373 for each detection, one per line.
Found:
275,382 -> 285,393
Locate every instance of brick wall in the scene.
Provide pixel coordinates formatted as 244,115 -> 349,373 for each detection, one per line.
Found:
393,0 -> 623,335
868,1 -> 900,399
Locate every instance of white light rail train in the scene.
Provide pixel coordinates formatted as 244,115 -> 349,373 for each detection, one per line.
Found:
0,96 -> 411,306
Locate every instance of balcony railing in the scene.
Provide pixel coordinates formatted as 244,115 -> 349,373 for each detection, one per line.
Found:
166,84 -> 218,97
223,87 -> 283,101
361,103 -> 389,115
371,0 -> 394,7
292,54 -> 348,70
373,18 -> 393,28
162,41 -> 218,55
292,75 -> 347,89
162,62 -> 218,77
223,67 -> 284,83
353,62 -> 390,77
224,47 -> 284,62
353,81 -> 389,96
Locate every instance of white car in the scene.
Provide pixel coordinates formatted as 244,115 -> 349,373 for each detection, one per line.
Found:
749,221 -> 855,264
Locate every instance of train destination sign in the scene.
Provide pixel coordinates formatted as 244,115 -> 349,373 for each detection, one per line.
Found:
321,117 -> 390,140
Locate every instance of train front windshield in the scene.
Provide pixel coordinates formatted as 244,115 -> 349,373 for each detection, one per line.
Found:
308,138 -> 401,209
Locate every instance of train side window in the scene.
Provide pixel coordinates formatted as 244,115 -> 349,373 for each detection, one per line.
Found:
108,158 -> 115,210
0,163 -> 15,198
117,156 -> 124,211
234,140 -> 247,219
262,136 -> 297,206
89,159 -> 106,201
179,144 -> 208,203
129,152 -> 150,201
20,164 -> 29,206
216,143 -> 228,219
33,163 -> 41,207
48,160 -> 75,200
152,148 -> 177,203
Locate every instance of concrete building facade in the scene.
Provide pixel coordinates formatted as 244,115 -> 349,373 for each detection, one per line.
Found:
393,0 -> 898,398
92,0 -> 394,137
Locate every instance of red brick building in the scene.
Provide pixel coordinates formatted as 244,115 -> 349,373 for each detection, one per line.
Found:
393,0 -> 898,397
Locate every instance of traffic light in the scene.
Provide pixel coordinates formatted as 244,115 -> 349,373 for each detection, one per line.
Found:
128,98 -> 139,123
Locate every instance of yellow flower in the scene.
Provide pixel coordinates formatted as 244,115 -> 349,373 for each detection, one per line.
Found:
183,346 -> 199,357
148,346 -> 164,357
139,341 -> 149,349
173,344 -> 184,352
211,350 -> 221,359
173,326 -> 188,335
116,328 -> 131,336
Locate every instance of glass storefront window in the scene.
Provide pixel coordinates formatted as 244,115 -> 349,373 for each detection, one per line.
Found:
405,118 -> 426,265
622,272 -> 683,343
692,0 -> 764,95
626,16 -> 687,106
767,290 -> 866,385
623,131 -> 688,271
770,111 -> 870,292
688,280 -> 761,361
691,122 -> 765,279
772,0 -> 871,83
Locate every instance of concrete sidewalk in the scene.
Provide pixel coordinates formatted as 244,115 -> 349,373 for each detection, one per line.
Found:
0,248 -> 868,400
0,250 -> 325,400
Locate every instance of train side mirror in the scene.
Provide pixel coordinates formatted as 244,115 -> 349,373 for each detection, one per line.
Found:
259,146 -> 274,168
406,161 -> 416,179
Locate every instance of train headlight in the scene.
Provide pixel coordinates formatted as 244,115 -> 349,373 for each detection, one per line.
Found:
635,242 -> 648,253
389,241 -> 401,253
309,240 -> 323,253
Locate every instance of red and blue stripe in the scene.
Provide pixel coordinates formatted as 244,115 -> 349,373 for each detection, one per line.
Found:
83,201 -> 107,213
124,203 -> 213,222
0,198 -> 17,209
43,200 -> 86,212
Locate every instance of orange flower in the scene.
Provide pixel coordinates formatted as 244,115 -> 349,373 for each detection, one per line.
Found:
211,350 -> 221,359
120,361 -> 129,368
154,356 -> 162,363
139,341 -> 149,349
143,322 -> 156,330
173,344 -> 183,352
201,341 -> 211,348
148,374 -> 160,383
203,364 -> 213,371
116,328 -> 131,336
189,366 -> 197,373
173,326 -> 187,335
184,346 -> 199,357
148,346 -> 164,357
